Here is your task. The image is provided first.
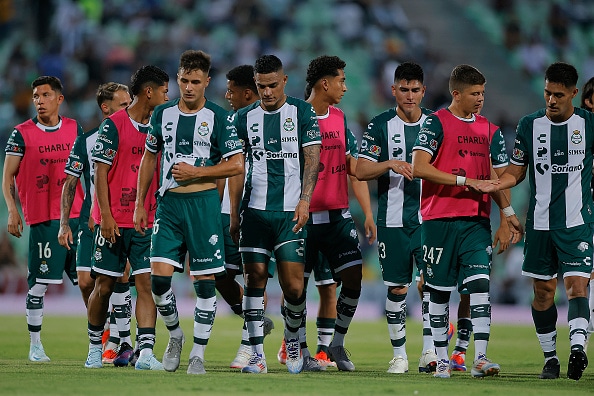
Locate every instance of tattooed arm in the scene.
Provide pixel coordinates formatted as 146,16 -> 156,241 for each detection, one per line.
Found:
58,175 -> 79,249
292,144 -> 320,233
2,155 -> 23,238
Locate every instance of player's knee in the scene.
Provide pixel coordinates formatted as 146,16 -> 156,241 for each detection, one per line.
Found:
151,274 -> 172,295
465,278 -> 489,294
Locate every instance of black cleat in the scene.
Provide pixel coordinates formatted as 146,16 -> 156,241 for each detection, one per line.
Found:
567,350 -> 588,381
539,357 -> 560,379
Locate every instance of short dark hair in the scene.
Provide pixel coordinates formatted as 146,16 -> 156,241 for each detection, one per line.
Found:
254,54 -> 283,74
394,62 -> 424,83
581,76 -> 594,110
129,65 -> 169,96
31,76 -> 63,93
96,82 -> 129,107
545,62 -> 578,89
449,64 -> 486,93
179,50 -> 211,74
226,65 -> 257,93
305,55 -> 346,93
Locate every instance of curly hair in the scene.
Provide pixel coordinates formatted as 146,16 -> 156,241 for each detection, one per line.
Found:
305,55 -> 346,93
226,65 -> 257,93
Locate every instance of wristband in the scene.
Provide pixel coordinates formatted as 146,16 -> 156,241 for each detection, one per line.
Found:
456,175 -> 466,186
502,206 -> 515,217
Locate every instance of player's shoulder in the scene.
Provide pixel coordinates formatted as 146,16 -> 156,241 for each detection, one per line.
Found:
204,99 -> 228,116
286,95 -> 314,112
235,101 -> 260,119
518,108 -> 546,126
328,105 -> 345,117
153,98 -> 179,116
420,107 -> 434,117
573,106 -> 594,121
369,107 -> 397,125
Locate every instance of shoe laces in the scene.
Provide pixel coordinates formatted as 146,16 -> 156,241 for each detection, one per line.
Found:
247,353 -> 263,365
166,338 -> 182,354
285,339 -> 300,360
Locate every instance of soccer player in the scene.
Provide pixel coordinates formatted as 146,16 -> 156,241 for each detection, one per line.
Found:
580,75 -> 594,350
298,55 -> 375,372
233,54 -> 321,374
481,62 -> 594,381
58,82 -> 133,365
3,75 -> 84,362
412,64 -> 522,378
134,50 -> 243,375
84,65 -> 169,370
220,65 -> 276,370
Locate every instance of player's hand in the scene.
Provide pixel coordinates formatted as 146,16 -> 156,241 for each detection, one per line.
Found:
230,214 -> 240,246
7,211 -> 23,238
171,162 -> 197,183
471,179 -> 500,193
292,199 -> 310,233
58,224 -> 73,250
364,215 -> 376,244
390,160 -> 413,181
88,216 -> 95,232
506,214 -> 524,244
133,205 -> 148,236
492,221 -> 511,254
101,215 -> 120,244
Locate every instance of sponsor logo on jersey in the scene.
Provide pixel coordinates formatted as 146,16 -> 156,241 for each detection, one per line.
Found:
147,134 -> 158,146
307,129 -> 320,140
392,147 -> 403,159
369,145 -> 381,156
6,144 -> 23,153
568,149 -> 585,155
179,139 -> 190,146
94,142 -> 104,152
281,136 -> 298,142
496,153 -> 507,163
391,134 -> 401,144
267,138 -> 278,145
554,149 -> 564,157
537,147 -> 547,158
551,163 -> 583,173
535,163 -> 549,174
429,139 -> 438,150
225,140 -> 241,150
120,187 -> 136,206
537,134 -> 547,143
104,148 -> 116,160
70,161 -> 83,171
283,118 -> 295,132
512,148 -> 524,160
458,149 -> 468,158
265,150 -> 298,160
418,133 -> 428,144
457,135 -> 487,145
571,130 -> 582,144
36,174 -> 49,189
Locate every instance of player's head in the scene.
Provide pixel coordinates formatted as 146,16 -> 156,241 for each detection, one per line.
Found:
254,55 -> 287,111
581,76 -> 594,111
130,65 -> 169,108
31,76 -> 64,120
177,50 -> 212,108
449,64 -> 485,115
305,55 -> 347,104
392,62 -> 425,118
225,65 -> 258,111
544,62 -> 578,122
96,82 -> 131,117
179,50 -> 211,75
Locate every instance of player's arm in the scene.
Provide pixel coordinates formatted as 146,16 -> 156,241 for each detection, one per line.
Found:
172,152 -> 244,182
228,171 -> 244,245
134,149 -> 157,235
58,174 -> 79,249
2,155 -> 23,238
94,161 -> 119,243
347,155 -> 376,244
293,143 -> 320,233
355,157 -> 412,181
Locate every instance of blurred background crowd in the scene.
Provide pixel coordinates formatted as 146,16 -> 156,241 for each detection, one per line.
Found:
1,0 -> 594,311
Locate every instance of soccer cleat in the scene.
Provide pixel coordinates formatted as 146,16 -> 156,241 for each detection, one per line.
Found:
328,345 -> 355,372
450,351 -> 467,372
241,353 -> 268,374
28,343 -> 50,363
84,347 -> 103,368
447,322 -> 455,342
129,348 -> 140,366
162,335 -> 185,372
230,344 -> 252,369
135,353 -> 164,370
262,316 -> 275,337
102,348 -> 117,364
285,338 -> 303,374
418,349 -> 438,373
314,350 -> 336,368
101,329 -> 110,348
539,357 -> 560,379
113,342 -> 134,367
567,349 -> 588,381
302,355 -> 325,372
471,354 -> 500,378
187,356 -> 206,375
387,355 -> 409,373
277,338 -> 287,365
434,358 -> 451,378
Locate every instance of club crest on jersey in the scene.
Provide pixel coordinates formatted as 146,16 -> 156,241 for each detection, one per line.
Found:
512,148 -> 524,160
571,130 -> 582,144
39,262 -> 49,274
198,122 -> 210,137
577,241 -> 589,252
209,234 -> 218,245
71,161 -> 83,171
104,148 -> 116,160
147,134 -> 158,146
283,118 -> 295,132
350,229 -> 358,239
429,139 -> 438,150
369,145 -> 381,156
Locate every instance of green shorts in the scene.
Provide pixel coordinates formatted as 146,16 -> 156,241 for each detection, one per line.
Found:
305,215 -> 362,275
76,218 -> 93,272
92,226 -> 151,277
151,189 -> 225,276
222,213 -> 242,271
305,252 -> 337,286
28,219 -> 78,288
421,217 -> 492,292
377,225 -> 423,287
239,208 -> 306,264
522,224 -> 593,280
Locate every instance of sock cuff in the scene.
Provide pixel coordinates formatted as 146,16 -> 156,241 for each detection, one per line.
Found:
113,282 -> 130,293
151,275 -> 172,295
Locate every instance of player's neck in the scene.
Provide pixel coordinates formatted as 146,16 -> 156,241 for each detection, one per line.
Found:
448,103 -> 472,119
36,113 -> 60,127
127,99 -> 151,125
307,92 -> 332,116
396,106 -> 421,123
179,96 -> 206,113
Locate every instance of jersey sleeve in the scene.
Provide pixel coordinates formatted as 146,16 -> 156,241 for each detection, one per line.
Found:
413,114 -> 444,157
490,127 -> 509,168
64,133 -> 87,178
91,118 -> 119,165
4,129 -> 25,156
217,111 -> 243,159
358,119 -> 381,162
510,118 -> 529,166
346,128 -> 358,158
300,102 -> 321,147
145,109 -> 163,154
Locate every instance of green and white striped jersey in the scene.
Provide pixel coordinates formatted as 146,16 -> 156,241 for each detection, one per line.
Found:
359,107 -> 432,228
146,98 -> 242,196
233,96 -> 321,211
512,107 -> 594,230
